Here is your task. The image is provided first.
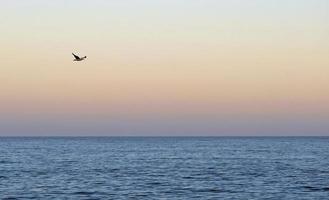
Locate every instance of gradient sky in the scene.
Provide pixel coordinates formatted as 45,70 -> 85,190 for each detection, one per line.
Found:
0,0 -> 328,136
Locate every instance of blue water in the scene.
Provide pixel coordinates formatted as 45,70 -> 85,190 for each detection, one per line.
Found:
0,137 -> 329,199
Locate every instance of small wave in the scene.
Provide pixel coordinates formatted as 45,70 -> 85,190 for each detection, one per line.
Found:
148,182 -> 162,185
182,176 -> 194,179
2,197 -> 19,200
190,188 -> 225,193
0,160 -> 15,164
73,191 -> 95,195
303,186 -> 329,192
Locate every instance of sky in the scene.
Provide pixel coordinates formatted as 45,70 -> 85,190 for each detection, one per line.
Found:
0,0 -> 328,136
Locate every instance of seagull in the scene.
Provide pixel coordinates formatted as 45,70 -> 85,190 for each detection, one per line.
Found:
72,53 -> 87,61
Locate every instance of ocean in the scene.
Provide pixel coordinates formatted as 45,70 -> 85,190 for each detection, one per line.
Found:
0,137 -> 328,199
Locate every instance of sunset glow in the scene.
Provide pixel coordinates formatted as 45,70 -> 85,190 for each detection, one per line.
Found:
1,0 -> 328,135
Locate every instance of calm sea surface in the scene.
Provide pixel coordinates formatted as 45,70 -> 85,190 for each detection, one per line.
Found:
0,137 -> 329,199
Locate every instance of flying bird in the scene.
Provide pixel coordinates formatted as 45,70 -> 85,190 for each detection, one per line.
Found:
72,53 -> 87,61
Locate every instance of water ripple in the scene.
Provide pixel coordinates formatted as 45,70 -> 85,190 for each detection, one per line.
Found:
0,137 -> 329,199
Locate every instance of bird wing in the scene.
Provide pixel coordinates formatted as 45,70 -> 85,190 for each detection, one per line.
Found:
72,53 -> 80,59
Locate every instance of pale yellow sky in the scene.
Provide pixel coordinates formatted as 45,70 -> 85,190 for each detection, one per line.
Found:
0,0 -> 328,135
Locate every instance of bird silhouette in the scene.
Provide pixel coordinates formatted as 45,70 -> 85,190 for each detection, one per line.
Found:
72,53 -> 87,61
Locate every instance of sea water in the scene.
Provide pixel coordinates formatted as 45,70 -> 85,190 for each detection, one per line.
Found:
0,137 -> 328,199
